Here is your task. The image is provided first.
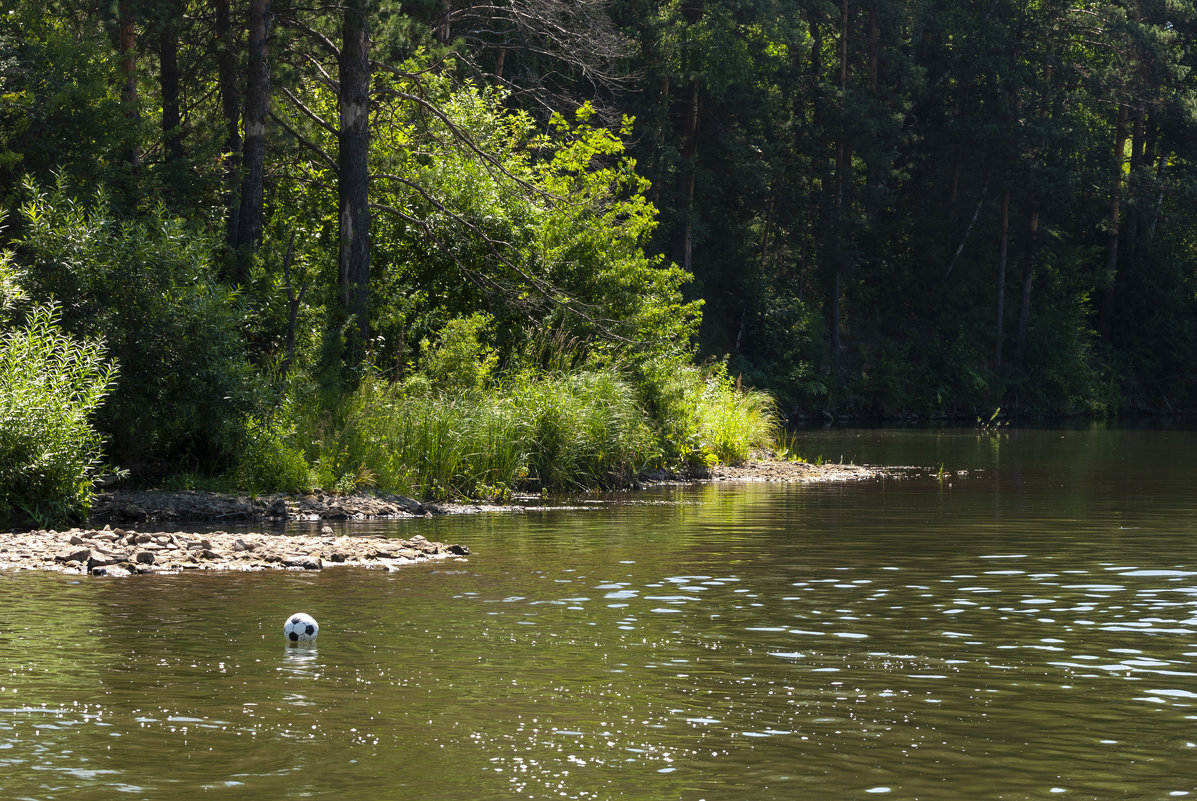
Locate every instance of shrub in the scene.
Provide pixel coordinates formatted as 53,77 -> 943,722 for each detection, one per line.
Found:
694,371 -> 779,464
0,301 -> 115,527
15,180 -> 256,469
419,313 -> 498,393
234,414 -> 313,495
635,358 -> 778,468
517,369 -> 655,491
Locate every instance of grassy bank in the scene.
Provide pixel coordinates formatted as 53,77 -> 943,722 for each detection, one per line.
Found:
235,364 -> 779,501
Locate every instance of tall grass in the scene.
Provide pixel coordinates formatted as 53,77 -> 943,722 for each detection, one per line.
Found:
341,370 -> 654,497
635,358 -> 780,468
237,361 -> 779,500
695,377 -> 780,464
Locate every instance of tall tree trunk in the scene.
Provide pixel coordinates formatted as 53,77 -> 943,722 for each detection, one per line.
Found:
215,0 -> 242,253
677,80 -> 700,275
672,0 -> 704,276
340,0 -> 372,363
1013,201 -> 1040,373
995,186 -> 1010,372
118,1 -> 140,171
1123,102 -> 1147,266
158,12 -> 183,166
236,0 -> 272,254
438,0 -> 450,45
1099,102 -> 1130,340
831,0 -> 849,382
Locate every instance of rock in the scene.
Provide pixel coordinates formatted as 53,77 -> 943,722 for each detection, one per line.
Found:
118,504 -> 146,522
59,548 -> 91,563
392,495 -> 426,515
269,498 -> 288,515
0,523 -> 468,576
88,553 -> 123,569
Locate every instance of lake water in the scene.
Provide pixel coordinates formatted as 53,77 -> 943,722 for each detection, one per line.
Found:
3,426 -> 1197,799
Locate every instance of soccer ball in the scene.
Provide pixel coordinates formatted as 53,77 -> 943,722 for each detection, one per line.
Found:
283,612 -> 319,643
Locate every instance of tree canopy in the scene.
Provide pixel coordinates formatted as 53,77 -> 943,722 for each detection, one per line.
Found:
2,0 -> 1196,451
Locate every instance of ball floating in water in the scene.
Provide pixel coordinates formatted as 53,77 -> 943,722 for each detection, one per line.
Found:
284,613 -> 319,643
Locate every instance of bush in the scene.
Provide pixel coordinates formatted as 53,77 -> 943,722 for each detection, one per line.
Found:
419,313 -> 497,393
0,302 -> 115,527
15,180 -> 256,468
517,369 -> 655,490
234,414 -> 314,495
694,372 -> 779,464
635,358 -> 778,468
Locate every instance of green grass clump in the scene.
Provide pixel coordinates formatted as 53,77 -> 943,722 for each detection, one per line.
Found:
341,369 -> 654,498
635,359 -> 779,469
694,375 -> 780,465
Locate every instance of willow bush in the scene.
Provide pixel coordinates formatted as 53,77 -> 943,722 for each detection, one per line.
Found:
0,302 -> 115,527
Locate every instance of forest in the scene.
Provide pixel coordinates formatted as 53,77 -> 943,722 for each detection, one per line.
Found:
1,0 -> 1195,525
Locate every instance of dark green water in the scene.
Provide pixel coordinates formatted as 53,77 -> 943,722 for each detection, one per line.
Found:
3,427 -> 1197,799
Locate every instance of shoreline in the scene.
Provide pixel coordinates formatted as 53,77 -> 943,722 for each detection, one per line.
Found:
1,460 -> 886,577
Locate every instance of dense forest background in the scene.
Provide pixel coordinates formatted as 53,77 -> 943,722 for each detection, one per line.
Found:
1,0 -> 1196,519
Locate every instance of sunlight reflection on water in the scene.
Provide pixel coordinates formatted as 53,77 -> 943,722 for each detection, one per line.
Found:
1,429 -> 1197,798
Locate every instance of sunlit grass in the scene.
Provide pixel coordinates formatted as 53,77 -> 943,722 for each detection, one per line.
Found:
237,363 -> 781,500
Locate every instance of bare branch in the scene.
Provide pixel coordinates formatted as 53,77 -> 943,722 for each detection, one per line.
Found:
278,86 -> 338,136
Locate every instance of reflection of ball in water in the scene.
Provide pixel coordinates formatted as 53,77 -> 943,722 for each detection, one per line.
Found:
284,613 -> 319,642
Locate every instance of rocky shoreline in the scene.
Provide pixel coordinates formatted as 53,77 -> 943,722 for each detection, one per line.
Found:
84,460 -> 882,527
0,526 -> 470,576
0,460 -> 882,577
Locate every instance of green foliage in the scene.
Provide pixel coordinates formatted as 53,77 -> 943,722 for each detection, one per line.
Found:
694,371 -> 779,465
634,358 -> 778,468
419,313 -> 498,393
15,180 -> 258,469
234,415 -> 314,495
342,368 -> 657,498
228,353 -> 780,500
0,10 -> 132,204
0,253 -> 115,526
516,369 -> 657,491
367,72 -> 702,371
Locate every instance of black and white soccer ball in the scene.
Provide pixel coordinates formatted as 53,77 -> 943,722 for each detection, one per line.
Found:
283,612 -> 319,643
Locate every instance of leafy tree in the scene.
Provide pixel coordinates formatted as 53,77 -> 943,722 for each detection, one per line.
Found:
15,181 -> 257,469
